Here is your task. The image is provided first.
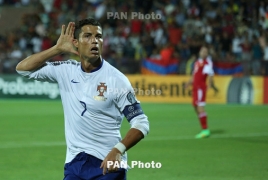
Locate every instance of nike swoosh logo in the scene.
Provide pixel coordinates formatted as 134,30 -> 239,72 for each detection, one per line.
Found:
71,79 -> 80,83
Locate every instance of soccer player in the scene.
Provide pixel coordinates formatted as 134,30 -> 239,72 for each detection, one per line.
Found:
16,18 -> 149,180
184,46 -> 214,139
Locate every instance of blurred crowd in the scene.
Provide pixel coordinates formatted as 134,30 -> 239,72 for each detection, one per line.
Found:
1,0 -> 268,75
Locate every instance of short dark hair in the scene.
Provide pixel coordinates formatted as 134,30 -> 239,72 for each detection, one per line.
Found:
74,18 -> 101,39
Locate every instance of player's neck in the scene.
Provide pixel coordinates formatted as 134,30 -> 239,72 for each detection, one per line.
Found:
81,58 -> 102,73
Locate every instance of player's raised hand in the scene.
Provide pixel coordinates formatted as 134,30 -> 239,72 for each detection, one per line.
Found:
55,22 -> 79,55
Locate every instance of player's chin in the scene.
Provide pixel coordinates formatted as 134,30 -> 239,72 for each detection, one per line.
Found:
86,54 -> 100,63
89,52 -> 100,58
85,53 -> 97,60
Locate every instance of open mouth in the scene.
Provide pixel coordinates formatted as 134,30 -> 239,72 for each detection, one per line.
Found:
91,47 -> 99,54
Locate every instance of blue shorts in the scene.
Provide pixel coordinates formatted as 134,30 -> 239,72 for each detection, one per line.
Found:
63,152 -> 126,180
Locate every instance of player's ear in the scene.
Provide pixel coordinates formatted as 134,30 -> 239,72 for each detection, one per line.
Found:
73,39 -> 78,48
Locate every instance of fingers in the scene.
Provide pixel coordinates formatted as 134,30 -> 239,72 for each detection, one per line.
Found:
71,22 -> 75,38
101,150 -> 122,175
100,160 -> 120,175
61,25 -> 65,35
65,22 -> 72,35
61,22 -> 75,36
100,161 -> 107,175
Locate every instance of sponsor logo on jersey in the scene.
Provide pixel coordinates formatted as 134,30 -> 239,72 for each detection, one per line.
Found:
71,79 -> 79,83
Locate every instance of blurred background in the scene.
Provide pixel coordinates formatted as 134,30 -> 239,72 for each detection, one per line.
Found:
0,0 -> 268,76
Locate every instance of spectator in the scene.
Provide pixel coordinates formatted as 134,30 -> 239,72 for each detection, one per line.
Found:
240,38 -> 252,75
185,54 -> 196,75
232,32 -> 243,61
168,21 -> 182,46
251,36 -> 262,75
0,0 -> 267,76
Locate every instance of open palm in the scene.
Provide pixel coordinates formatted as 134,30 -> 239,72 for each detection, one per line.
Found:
56,22 -> 79,55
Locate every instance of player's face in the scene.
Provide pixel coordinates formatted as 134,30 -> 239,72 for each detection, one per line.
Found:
199,47 -> 208,59
76,25 -> 103,63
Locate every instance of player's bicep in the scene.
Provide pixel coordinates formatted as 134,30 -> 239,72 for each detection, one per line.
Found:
115,90 -> 149,136
122,102 -> 144,122
115,90 -> 144,120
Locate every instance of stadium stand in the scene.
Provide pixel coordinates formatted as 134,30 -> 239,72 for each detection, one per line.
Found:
0,0 -> 267,75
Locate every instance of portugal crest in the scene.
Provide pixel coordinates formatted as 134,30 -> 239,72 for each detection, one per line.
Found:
94,82 -> 107,101
97,83 -> 107,96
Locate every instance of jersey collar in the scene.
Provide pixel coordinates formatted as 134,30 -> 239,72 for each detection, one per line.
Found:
81,58 -> 104,73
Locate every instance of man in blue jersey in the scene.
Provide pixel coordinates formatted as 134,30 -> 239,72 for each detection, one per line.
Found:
16,18 -> 149,180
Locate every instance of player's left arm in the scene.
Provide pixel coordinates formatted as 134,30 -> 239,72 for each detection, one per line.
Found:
101,81 -> 149,174
207,75 -> 213,89
101,105 -> 149,174
121,105 -> 149,150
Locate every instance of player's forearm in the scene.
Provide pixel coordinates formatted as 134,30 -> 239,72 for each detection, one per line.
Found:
188,78 -> 193,85
185,76 -> 193,87
16,45 -> 62,71
208,76 -> 213,86
121,128 -> 144,151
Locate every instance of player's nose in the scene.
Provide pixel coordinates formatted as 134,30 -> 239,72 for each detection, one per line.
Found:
91,37 -> 98,44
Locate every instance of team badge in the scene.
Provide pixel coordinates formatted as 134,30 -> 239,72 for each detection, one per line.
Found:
127,92 -> 137,104
97,83 -> 107,96
94,82 -> 107,101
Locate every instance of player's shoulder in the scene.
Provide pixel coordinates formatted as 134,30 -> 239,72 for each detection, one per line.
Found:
104,60 -> 128,79
103,60 -> 130,84
206,56 -> 213,64
48,59 -> 80,66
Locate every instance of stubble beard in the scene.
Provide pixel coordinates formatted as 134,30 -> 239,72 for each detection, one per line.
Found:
81,54 -> 100,64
